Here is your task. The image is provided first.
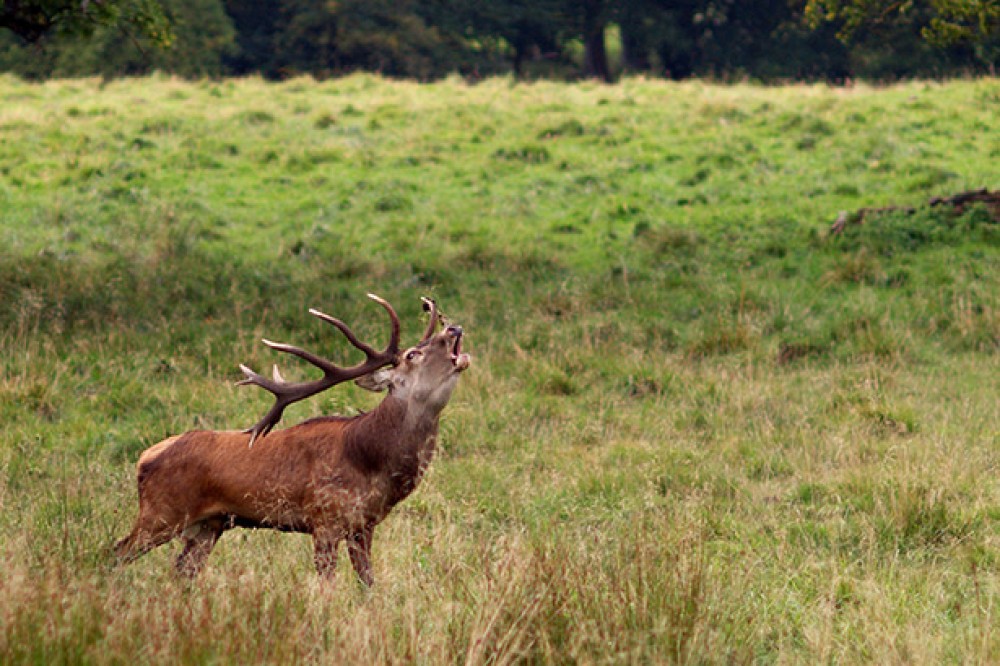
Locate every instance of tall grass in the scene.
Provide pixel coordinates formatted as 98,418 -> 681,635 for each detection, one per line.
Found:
1,74 -> 998,663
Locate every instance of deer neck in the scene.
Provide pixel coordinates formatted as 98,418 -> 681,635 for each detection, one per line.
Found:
340,395 -> 439,505
345,395 -> 440,469
379,392 -> 441,443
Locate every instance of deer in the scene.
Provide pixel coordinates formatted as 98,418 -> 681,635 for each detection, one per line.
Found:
113,294 -> 470,584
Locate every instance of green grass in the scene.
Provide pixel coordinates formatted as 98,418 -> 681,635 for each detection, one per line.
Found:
1,73 -> 998,663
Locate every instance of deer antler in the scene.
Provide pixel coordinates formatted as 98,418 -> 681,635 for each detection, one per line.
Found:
238,293 -> 401,446
419,297 -> 446,344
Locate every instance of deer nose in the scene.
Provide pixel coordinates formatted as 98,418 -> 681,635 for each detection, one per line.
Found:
446,325 -> 463,338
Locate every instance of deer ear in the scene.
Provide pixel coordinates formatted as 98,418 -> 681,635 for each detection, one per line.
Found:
355,367 -> 394,392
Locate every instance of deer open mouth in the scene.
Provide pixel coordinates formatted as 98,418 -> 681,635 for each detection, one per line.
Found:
448,327 -> 471,372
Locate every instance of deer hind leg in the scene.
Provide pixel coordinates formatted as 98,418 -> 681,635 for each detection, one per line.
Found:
175,520 -> 224,578
113,515 -> 180,565
346,524 -> 375,586
114,495 -> 199,566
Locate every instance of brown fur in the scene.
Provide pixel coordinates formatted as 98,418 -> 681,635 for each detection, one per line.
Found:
114,325 -> 469,583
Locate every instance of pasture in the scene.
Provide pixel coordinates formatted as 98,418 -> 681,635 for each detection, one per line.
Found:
0,74 -> 998,663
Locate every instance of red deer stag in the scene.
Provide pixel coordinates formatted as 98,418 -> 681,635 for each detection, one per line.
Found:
114,294 -> 470,583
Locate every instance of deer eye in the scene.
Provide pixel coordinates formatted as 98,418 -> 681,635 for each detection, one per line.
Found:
405,350 -> 422,361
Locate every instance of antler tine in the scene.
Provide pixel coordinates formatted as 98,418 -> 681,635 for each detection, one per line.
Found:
367,292 -> 402,353
307,293 -> 401,362
419,297 -> 442,344
238,294 -> 401,446
237,363 -> 296,447
260,338 -> 342,374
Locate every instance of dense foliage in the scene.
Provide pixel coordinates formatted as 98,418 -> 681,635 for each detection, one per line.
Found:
0,0 -> 171,43
0,0 -> 231,78
806,0 -> 1000,46
0,0 -> 997,80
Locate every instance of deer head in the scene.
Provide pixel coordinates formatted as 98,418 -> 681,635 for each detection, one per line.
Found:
238,295 -> 470,445
356,299 -> 471,415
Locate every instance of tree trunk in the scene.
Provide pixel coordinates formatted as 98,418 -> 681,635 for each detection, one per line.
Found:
582,20 -> 610,81
512,44 -> 525,77
619,18 -> 650,72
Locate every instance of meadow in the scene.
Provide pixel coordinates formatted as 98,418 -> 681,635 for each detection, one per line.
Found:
0,73 -> 998,663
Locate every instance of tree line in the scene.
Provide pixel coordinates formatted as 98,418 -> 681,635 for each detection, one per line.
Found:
1,0 -> 997,81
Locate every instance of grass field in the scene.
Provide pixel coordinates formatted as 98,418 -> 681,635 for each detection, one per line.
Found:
1,73 -> 998,663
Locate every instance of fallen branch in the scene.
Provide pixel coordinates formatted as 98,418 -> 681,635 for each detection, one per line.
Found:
830,188 -> 999,235
928,188 -> 998,210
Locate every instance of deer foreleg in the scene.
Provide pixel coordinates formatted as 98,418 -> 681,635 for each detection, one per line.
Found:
312,527 -> 345,579
175,520 -> 223,578
347,524 -> 375,586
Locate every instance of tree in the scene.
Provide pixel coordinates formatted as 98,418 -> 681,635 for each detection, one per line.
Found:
1,0 -> 171,44
578,0 -> 612,80
804,0 -> 999,46
618,0 -> 668,72
443,0 -> 562,77
221,0 -> 281,76
0,0 -> 232,78
276,0 -> 455,79
616,0 -> 701,79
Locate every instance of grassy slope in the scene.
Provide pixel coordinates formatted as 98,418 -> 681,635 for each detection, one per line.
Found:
1,74 -> 998,663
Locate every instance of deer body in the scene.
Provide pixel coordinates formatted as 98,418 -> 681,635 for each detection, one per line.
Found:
114,296 -> 469,583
